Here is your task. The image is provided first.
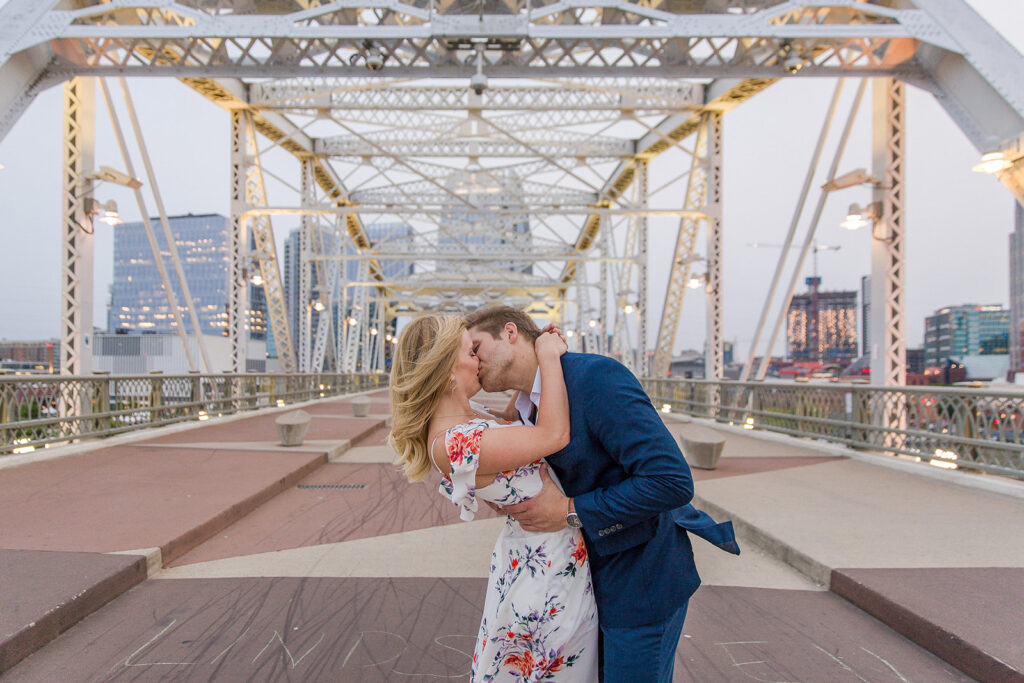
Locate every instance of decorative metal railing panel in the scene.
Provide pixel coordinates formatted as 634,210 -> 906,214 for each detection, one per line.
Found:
642,379 -> 1024,480
0,372 -> 387,455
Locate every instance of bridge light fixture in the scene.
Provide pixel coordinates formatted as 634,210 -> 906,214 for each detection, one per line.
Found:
470,44 -> 488,96
840,202 -> 879,231
85,197 -> 123,226
88,165 -> 143,189
821,168 -> 878,192
840,201 -> 892,241
687,273 -> 708,291
972,151 -> 1012,174
782,53 -> 805,74
365,47 -> 384,70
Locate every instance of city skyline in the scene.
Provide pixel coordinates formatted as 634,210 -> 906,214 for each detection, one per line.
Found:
0,0 -> 1021,361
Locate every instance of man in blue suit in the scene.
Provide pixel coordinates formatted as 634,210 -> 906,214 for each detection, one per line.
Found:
465,306 -> 738,683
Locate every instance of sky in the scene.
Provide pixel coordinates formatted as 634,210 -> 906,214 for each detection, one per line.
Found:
0,0 -> 1021,361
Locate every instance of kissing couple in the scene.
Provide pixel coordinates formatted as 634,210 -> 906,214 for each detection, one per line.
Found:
389,305 -> 739,682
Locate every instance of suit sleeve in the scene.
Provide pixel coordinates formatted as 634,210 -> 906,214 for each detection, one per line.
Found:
571,358 -> 694,551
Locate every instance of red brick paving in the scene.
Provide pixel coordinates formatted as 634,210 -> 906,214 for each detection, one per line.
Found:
5,579 -> 971,682
0,445 -> 325,562
138,413 -> 382,445
171,463 -> 498,566
832,567 -> 1024,683
0,549 -> 147,675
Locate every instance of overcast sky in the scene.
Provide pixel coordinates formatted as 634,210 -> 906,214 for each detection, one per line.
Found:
0,0 -> 1021,361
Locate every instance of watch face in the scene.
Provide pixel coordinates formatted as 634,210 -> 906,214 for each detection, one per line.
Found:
566,512 -> 582,528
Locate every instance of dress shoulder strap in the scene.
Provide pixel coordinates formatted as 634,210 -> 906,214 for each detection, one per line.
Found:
429,432 -> 447,477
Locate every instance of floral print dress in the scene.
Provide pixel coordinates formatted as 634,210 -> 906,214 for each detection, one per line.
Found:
438,419 -> 599,683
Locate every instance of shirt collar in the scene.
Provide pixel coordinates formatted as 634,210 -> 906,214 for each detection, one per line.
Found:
515,368 -> 543,424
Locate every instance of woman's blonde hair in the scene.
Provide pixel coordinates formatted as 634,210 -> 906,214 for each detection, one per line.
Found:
387,313 -> 466,481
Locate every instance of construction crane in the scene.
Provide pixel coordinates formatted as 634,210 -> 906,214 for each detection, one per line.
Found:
748,242 -> 841,363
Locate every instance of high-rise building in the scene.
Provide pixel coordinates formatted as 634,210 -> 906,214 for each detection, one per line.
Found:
278,223 -> 413,366
107,213 -> 266,340
906,347 -> 925,375
346,222 -> 415,285
1009,202 -> 1024,373
280,227 -> 302,356
923,304 -> 1009,368
787,287 -> 857,363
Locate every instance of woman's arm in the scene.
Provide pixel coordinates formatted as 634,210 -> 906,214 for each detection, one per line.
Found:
475,332 -> 568,475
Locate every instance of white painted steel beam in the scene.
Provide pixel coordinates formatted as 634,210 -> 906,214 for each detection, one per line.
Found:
870,78 -> 907,389
316,134 -> 633,159
244,112 -> 298,374
251,81 -> 703,111
228,111 -> 249,375
704,113 -> 724,382
59,77 -> 94,378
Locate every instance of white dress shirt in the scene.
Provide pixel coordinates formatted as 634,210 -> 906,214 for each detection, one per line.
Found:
516,368 -> 543,425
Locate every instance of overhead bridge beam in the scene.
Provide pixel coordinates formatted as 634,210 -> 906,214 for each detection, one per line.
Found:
315,135 -> 634,159
251,82 -> 703,111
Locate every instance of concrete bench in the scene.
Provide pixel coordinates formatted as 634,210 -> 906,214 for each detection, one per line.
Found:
275,409 -> 311,446
350,396 -> 372,418
678,426 -> 726,470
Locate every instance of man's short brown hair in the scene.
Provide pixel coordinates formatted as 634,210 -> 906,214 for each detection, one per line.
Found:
464,305 -> 541,342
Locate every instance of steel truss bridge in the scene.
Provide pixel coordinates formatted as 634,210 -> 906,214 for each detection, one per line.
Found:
2,0 -> 1023,401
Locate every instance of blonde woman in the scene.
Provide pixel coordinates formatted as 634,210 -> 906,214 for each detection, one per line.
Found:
389,314 -> 598,682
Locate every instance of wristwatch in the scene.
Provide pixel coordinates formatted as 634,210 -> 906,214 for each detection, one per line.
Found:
565,500 -> 583,529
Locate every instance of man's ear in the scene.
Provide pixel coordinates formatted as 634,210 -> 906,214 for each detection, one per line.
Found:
504,322 -> 519,343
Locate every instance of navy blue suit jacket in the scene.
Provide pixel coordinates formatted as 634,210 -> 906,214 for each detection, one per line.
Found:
546,353 -> 739,628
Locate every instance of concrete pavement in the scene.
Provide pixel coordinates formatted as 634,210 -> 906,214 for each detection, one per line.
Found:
2,389 -> 1020,681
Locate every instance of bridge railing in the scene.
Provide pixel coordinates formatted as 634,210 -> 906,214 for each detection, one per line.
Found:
0,372 -> 387,455
641,378 -> 1024,480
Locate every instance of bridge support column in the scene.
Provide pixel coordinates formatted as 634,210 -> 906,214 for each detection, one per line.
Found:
704,113 -> 724,383
229,112 -> 249,375
870,78 -> 907,388
298,158 -> 314,372
60,77 -> 95,378
637,159 -> 650,377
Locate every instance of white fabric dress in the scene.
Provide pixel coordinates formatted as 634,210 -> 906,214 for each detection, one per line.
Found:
437,418 -> 599,682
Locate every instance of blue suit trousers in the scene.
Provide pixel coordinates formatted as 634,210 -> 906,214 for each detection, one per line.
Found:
599,601 -> 689,682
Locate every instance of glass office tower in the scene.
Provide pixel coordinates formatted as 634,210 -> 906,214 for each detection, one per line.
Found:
107,213 -> 266,340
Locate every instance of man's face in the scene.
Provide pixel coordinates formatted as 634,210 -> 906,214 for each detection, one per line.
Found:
468,326 -> 516,393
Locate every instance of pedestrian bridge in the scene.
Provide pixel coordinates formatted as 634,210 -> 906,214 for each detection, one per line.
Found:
1,378 -> 1021,681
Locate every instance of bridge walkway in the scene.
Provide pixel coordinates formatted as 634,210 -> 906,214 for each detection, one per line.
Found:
1,389 -> 1021,681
